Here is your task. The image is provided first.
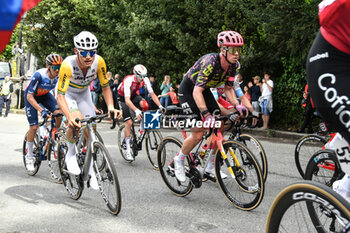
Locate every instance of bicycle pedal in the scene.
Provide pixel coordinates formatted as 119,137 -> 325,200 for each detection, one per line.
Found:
203,173 -> 217,182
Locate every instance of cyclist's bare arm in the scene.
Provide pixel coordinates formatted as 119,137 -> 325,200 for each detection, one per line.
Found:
27,93 -> 45,113
150,92 -> 162,107
193,86 -> 209,114
224,85 -> 239,107
239,95 -> 254,113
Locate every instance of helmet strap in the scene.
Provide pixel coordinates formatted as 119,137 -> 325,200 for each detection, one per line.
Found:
223,50 -> 236,65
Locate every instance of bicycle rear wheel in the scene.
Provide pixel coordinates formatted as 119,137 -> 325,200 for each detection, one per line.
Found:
22,132 -> 41,176
304,149 -> 344,187
92,141 -> 122,215
295,134 -> 327,178
239,134 -> 268,182
266,180 -> 350,233
47,131 -> 65,183
157,137 -> 193,196
57,138 -> 84,200
215,140 -> 264,210
145,129 -> 162,170
117,124 -> 135,162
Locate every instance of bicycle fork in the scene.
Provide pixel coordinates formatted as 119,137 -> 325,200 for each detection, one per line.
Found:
217,141 -> 240,179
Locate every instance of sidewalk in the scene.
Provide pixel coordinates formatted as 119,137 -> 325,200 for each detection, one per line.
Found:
8,108 -> 306,142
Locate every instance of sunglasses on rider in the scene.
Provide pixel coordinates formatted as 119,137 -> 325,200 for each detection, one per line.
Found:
225,47 -> 242,55
51,65 -> 61,71
136,74 -> 145,80
77,49 -> 96,58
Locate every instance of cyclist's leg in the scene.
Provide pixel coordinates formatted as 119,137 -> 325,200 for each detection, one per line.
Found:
117,95 -> 138,160
24,95 -> 40,171
75,89 -> 100,189
63,91 -> 84,175
307,30 -> 350,201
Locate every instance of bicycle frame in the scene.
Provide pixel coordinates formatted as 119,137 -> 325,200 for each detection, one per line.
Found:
75,121 -> 100,182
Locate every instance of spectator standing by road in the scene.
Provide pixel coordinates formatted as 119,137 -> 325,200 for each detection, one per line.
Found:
259,71 -> 274,129
159,75 -> 172,108
250,76 -> 261,127
0,75 -> 13,117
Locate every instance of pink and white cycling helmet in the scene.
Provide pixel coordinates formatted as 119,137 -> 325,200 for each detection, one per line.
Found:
217,31 -> 244,47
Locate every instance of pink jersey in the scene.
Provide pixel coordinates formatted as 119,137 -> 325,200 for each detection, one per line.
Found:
117,75 -> 153,97
319,0 -> 350,54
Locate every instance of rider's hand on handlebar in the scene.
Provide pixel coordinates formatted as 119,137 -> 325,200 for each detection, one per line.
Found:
96,108 -> 104,115
229,112 -> 240,122
41,109 -> 49,118
159,105 -> 166,114
135,109 -> 143,121
203,114 -> 216,128
109,109 -> 122,120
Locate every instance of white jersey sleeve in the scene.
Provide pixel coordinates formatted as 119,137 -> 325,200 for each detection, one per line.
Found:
143,77 -> 154,94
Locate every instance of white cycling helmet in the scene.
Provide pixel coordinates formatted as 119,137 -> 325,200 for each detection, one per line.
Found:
74,31 -> 98,50
133,64 -> 147,78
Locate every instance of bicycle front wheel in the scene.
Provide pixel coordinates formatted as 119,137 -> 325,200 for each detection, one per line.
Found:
239,134 -> 268,182
215,140 -> 264,210
57,138 -> 84,200
93,141 -> 122,215
295,134 -> 327,178
304,149 -> 344,187
157,137 -> 193,196
22,132 -> 41,176
266,180 -> 350,233
145,129 -> 162,170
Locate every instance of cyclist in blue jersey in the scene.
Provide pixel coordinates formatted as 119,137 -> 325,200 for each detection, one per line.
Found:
174,31 -> 259,182
24,54 -> 63,171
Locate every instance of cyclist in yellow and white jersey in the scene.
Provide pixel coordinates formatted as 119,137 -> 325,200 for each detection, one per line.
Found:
57,31 -> 121,189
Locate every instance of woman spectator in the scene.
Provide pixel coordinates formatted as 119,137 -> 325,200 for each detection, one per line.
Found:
159,75 -> 172,108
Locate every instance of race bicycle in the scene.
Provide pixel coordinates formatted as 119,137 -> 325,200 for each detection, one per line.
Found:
57,112 -> 121,215
157,113 -> 265,211
22,112 -> 64,183
117,111 -> 162,169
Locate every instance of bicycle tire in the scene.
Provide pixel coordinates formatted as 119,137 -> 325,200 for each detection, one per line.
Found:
47,131 -> 65,183
22,132 -> 41,176
304,149 -> 344,187
295,134 -> 327,178
157,136 -> 193,196
215,140 -> 264,210
145,129 -> 162,170
57,138 -> 84,200
117,124 -> 135,162
92,141 -> 122,215
266,180 -> 350,233
239,134 -> 268,182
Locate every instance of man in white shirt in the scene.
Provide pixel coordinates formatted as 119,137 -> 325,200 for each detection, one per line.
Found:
260,71 -> 273,129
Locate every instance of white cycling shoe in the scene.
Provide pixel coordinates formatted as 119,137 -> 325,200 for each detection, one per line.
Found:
174,156 -> 186,182
125,150 -> 134,161
205,167 -> 228,179
25,155 -> 35,171
65,154 -> 81,175
89,168 -> 99,190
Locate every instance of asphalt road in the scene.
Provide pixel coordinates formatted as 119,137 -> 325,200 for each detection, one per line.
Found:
0,113 -> 303,233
